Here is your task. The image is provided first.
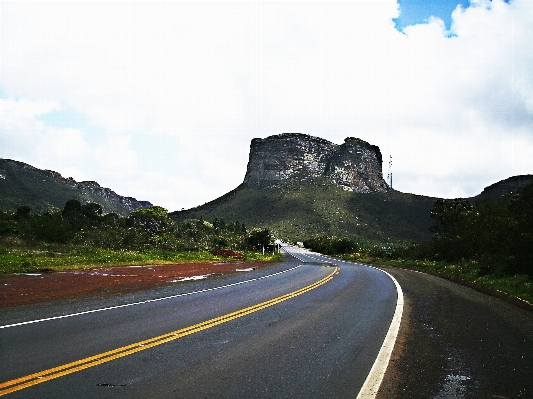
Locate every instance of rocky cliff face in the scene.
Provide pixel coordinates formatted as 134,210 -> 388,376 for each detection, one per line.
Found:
243,133 -> 388,193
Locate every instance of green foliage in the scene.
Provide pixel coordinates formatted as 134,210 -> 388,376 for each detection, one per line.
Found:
0,200 -> 277,274
244,228 -> 272,250
395,183 -> 533,277
16,206 -> 32,219
429,198 -> 473,237
82,202 -> 103,219
303,236 -> 358,255
171,183 -> 436,244
507,183 -> 533,274
29,212 -> 74,243
128,206 -> 173,239
0,220 -> 18,235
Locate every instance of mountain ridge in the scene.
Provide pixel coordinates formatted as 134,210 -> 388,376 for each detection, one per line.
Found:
2,132 -> 531,243
171,133 -> 533,243
0,159 -> 152,215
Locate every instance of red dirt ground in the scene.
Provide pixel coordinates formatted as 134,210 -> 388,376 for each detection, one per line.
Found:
0,261 -> 268,307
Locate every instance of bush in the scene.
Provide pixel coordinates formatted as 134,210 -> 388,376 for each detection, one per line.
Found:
303,236 -> 358,255
211,248 -> 245,259
244,228 -> 272,250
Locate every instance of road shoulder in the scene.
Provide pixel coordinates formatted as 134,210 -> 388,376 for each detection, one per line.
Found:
376,266 -> 533,399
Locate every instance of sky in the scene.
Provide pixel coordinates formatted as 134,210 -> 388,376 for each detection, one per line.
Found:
1,0 -> 532,212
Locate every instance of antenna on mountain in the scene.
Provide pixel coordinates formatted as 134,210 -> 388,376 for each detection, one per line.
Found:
387,155 -> 392,189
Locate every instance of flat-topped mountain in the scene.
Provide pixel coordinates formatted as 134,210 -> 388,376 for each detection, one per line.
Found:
0,159 -> 152,215
243,134 -> 388,193
172,133 -> 533,243
172,134 -> 435,243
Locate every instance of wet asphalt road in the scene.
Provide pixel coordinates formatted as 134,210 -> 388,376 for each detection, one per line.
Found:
4,247 -> 530,399
0,247 -> 399,398
376,266 -> 533,399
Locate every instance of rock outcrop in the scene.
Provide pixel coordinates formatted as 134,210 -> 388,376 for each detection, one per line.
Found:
243,133 -> 388,193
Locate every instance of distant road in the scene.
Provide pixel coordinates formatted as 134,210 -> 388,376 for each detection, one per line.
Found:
0,246 -> 400,398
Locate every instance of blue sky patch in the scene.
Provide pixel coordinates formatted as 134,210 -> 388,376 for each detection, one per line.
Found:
394,0 -> 469,31
37,107 -> 89,130
394,0 -> 511,32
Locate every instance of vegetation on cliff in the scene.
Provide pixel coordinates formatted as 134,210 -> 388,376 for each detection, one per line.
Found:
172,183 -> 436,244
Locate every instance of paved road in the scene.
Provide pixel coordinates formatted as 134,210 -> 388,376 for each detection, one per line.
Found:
374,266 -> 533,399
0,246 -> 400,398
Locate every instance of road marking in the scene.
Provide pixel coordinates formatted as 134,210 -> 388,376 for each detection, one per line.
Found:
284,245 -> 404,399
356,266 -> 404,399
0,265 -> 302,329
0,266 -> 338,396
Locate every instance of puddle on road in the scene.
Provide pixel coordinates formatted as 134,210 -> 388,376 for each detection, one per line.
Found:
433,374 -> 471,399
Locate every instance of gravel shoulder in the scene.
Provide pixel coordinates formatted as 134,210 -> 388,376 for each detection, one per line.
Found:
377,266 -> 533,399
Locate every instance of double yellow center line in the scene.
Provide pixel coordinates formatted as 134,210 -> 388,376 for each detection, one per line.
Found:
0,266 -> 339,396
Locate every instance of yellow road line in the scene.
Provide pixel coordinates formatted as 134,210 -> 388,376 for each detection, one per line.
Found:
0,266 -> 338,396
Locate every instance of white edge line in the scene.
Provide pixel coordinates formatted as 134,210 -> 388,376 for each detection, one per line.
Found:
0,265 -> 302,329
356,265 -> 404,399
278,247 -> 404,399
285,246 -> 404,399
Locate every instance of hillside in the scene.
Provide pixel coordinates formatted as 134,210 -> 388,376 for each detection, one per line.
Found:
171,133 -> 533,244
0,159 -> 152,215
472,175 -> 533,202
170,182 -> 436,244
171,134 -> 436,243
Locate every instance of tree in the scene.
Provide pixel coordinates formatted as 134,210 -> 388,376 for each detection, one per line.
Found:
81,203 -> 103,220
16,206 -> 32,219
30,212 -> 73,243
303,236 -> 357,255
62,199 -> 82,216
62,199 -> 86,231
128,206 -> 173,236
430,198 -> 473,237
507,183 -> 533,274
0,211 -> 18,236
245,228 -> 272,250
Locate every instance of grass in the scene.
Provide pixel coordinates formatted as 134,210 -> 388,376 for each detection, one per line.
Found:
0,240 -> 282,274
338,254 -> 533,304
171,183 -> 437,244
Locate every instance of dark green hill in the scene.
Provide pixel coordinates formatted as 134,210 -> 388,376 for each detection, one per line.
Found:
171,134 -> 437,244
170,182 -> 436,244
0,159 -> 152,215
170,134 -> 532,245
473,175 -> 533,202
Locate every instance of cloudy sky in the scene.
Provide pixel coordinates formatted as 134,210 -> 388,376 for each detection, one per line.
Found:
1,0 -> 532,211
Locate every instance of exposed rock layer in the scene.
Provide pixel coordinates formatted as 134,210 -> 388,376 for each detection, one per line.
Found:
243,133 -> 389,193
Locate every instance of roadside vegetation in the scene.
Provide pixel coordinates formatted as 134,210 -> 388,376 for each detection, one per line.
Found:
304,183 -> 533,304
0,200 -> 279,274
172,182 -> 436,244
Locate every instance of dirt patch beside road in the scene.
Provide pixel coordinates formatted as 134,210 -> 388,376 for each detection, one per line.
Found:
0,262 -> 269,307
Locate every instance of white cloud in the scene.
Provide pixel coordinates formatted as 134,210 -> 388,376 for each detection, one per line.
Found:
93,136 -> 138,181
0,98 -> 89,175
1,0 -> 532,209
